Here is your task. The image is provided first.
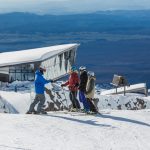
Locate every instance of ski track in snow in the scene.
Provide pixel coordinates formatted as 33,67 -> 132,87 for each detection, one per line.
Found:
0,110 -> 150,150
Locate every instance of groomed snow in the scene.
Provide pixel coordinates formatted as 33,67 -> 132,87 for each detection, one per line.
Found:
0,110 -> 149,150
0,43 -> 79,67
0,82 -> 150,150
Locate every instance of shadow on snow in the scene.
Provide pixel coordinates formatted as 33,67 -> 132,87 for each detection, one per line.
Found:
44,113 -> 150,128
0,145 -> 30,150
45,114 -> 115,128
98,114 -> 150,127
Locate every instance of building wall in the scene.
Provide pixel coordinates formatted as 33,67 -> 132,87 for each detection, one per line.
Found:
41,48 -> 77,80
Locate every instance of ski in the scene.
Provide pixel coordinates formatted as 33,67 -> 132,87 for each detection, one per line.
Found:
26,110 -> 111,116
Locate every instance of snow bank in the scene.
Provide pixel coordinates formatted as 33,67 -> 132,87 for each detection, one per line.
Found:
0,81 -> 33,92
0,91 -> 31,113
0,81 -> 150,114
95,93 -> 150,110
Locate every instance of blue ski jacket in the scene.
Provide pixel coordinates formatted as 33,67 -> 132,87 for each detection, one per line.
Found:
34,70 -> 52,94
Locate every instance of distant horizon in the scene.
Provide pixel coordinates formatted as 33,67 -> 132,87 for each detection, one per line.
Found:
1,9 -> 150,16
0,0 -> 150,15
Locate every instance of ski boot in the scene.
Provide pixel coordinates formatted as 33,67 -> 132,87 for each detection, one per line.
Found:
70,108 -> 77,112
26,111 -> 32,114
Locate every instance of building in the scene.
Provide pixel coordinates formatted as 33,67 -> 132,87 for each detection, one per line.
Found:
0,43 -> 79,82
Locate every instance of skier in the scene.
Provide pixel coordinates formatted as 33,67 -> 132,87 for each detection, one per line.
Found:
86,71 -> 98,113
61,66 -> 80,111
27,65 -> 53,114
78,66 -> 90,113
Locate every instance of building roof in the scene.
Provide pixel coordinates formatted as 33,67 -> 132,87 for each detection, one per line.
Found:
0,43 -> 79,67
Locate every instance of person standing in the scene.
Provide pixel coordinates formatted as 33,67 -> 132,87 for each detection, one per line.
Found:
86,71 -> 98,113
27,65 -> 53,114
78,66 -> 90,113
61,66 -> 80,111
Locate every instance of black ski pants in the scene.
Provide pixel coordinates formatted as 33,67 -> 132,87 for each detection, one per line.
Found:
69,91 -> 80,109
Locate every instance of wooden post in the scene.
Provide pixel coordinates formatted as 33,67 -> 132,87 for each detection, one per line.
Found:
124,85 -> 126,96
145,88 -> 148,97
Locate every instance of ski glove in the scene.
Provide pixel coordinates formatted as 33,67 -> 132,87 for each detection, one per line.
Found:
50,80 -> 55,83
74,83 -> 79,87
61,84 -> 65,87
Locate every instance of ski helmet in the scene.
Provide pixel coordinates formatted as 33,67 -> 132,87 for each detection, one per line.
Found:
79,66 -> 86,71
71,66 -> 77,72
88,71 -> 95,77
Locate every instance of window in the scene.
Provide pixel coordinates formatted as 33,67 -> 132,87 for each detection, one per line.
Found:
9,63 -> 35,82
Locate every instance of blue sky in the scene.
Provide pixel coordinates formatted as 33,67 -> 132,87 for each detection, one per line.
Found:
0,0 -> 150,14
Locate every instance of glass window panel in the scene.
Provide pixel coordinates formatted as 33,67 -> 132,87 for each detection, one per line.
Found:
28,73 -> 34,81
16,69 -> 21,73
9,69 -> 15,73
9,66 -> 16,70
21,64 -> 27,70
22,73 -> 28,81
16,73 -> 21,81
9,73 -> 15,82
15,65 -> 22,70
22,70 -> 28,73
29,64 -> 34,70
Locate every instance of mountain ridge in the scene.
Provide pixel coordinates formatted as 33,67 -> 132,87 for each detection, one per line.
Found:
0,10 -> 150,34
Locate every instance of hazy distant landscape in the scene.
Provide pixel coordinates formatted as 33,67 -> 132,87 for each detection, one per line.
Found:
0,10 -> 150,86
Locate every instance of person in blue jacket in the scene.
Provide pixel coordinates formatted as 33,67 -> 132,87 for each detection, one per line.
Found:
27,65 -> 53,114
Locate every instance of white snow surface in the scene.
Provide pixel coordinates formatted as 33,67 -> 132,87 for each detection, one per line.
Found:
0,110 -> 150,150
0,43 -> 78,67
0,81 -> 150,150
100,83 -> 147,95
0,91 -> 31,113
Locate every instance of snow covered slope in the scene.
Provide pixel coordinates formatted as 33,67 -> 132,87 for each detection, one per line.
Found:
0,110 -> 149,150
0,81 -> 150,150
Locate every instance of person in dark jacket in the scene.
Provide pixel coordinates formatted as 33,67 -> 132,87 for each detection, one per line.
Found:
79,66 -> 90,113
86,71 -> 98,113
61,66 -> 80,111
27,65 -> 53,114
